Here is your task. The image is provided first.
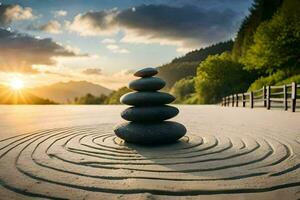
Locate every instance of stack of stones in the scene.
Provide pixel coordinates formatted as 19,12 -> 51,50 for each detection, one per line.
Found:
114,67 -> 186,145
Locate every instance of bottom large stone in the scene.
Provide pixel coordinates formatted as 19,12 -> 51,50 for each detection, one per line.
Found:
114,121 -> 186,145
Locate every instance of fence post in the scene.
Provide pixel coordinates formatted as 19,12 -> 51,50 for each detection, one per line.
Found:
242,93 -> 245,107
227,96 -> 229,106
266,85 -> 271,110
236,94 -> 239,107
226,96 -> 229,106
283,84 -> 287,111
250,92 -> 254,108
291,82 -> 297,112
232,94 -> 234,107
263,86 -> 266,107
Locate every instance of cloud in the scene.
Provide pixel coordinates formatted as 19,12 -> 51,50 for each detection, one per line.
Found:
0,4 -> 35,26
39,20 -> 62,34
0,28 -> 80,73
106,44 -> 129,54
66,8 -> 119,36
119,5 -> 238,47
43,70 -> 74,78
82,68 -> 102,75
101,38 -> 116,44
67,4 -> 239,49
54,10 -> 67,17
117,69 -> 135,76
101,38 -> 129,53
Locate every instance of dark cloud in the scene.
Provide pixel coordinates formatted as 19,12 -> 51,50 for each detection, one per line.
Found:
0,28 -> 78,73
0,4 -> 10,25
119,5 -> 238,45
2,0 -> 252,13
82,68 -> 102,75
68,4 -> 240,48
140,0 -> 252,10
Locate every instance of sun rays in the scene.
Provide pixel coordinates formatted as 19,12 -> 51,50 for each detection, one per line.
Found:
10,78 -> 24,91
0,78 -> 31,104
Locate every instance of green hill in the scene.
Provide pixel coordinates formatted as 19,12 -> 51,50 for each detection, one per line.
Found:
157,40 -> 233,88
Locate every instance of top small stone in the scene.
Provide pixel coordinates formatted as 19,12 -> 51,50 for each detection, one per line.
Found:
134,67 -> 158,77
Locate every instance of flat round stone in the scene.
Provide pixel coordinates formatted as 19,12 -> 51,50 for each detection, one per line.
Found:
134,67 -> 158,77
114,121 -> 186,144
129,77 -> 166,91
121,105 -> 179,122
120,92 -> 175,106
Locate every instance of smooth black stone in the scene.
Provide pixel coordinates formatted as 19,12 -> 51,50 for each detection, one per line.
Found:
114,121 -> 186,144
129,77 -> 166,91
120,92 -> 175,106
134,67 -> 158,77
121,105 -> 179,122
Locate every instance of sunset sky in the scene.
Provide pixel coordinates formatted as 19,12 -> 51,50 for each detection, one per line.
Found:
0,0 -> 252,89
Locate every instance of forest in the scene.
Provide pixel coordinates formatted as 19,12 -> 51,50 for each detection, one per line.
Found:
75,0 -> 299,105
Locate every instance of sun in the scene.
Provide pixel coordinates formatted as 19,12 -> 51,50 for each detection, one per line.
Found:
10,78 -> 24,90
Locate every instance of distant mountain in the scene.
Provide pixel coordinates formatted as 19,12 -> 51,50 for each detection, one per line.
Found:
0,84 -> 56,104
30,81 -> 112,103
157,40 -> 234,88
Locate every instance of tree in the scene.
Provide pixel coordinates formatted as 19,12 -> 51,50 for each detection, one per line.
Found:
247,70 -> 286,91
242,0 -> 300,74
74,93 -> 107,104
195,53 -> 256,104
170,76 -> 195,103
104,87 -> 132,104
232,0 -> 282,60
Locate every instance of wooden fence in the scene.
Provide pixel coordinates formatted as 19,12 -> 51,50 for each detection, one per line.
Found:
221,82 -> 299,112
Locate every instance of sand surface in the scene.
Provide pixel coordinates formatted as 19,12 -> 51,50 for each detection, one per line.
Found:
0,105 -> 299,199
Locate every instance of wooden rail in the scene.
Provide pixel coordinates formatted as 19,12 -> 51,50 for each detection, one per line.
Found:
221,82 -> 299,112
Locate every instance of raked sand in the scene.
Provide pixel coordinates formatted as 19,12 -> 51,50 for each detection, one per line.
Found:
0,105 -> 299,199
